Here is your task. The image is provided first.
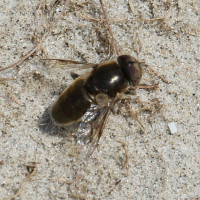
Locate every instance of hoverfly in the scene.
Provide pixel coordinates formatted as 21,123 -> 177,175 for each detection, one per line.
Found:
50,55 -> 143,156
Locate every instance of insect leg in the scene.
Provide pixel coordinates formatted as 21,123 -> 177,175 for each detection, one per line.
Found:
124,83 -> 159,95
124,90 -> 136,95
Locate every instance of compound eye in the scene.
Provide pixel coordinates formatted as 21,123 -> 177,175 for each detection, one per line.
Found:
117,55 -> 142,86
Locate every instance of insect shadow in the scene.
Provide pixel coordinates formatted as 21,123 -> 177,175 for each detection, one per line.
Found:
38,106 -> 78,139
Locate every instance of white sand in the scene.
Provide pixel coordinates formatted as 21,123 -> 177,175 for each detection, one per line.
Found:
0,0 -> 200,199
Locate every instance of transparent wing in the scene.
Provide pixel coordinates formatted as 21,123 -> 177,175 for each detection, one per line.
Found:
40,59 -> 96,69
76,98 -> 115,157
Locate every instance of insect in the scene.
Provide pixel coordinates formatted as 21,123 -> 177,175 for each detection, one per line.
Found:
51,55 -> 143,155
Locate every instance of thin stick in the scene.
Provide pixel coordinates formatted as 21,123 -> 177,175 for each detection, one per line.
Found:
126,103 -> 145,132
99,0 -> 120,55
128,84 -> 159,90
145,65 -> 169,83
0,0 -> 69,73
1,83 -> 21,106
138,84 -> 159,90
3,166 -> 37,200
0,78 -> 15,81
33,176 -> 71,185
116,140 -> 129,170
130,0 -> 172,23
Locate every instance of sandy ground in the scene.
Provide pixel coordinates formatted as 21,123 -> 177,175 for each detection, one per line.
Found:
0,0 -> 200,199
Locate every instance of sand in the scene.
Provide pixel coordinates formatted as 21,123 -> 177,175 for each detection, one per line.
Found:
0,0 -> 200,199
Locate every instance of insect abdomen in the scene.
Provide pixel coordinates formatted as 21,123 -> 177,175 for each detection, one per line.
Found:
51,78 -> 91,125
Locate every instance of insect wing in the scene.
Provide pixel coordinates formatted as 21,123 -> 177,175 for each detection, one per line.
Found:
76,99 -> 114,156
41,59 -> 95,69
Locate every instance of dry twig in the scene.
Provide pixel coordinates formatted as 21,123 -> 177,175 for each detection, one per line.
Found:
99,0 -> 120,55
3,166 -> 37,200
1,83 -> 21,106
0,0 -> 69,73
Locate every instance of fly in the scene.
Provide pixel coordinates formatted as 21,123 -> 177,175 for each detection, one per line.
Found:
50,55 -> 143,155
